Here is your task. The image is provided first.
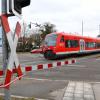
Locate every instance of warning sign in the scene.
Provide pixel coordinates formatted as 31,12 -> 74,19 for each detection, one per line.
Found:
0,15 -> 23,89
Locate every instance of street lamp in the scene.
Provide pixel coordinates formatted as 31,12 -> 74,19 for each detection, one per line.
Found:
28,22 -> 41,29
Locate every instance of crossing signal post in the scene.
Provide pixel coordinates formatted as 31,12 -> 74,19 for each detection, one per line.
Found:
7,0 -> 30,18
2,0 -> 31,100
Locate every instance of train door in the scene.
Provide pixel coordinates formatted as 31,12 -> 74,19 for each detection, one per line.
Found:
79,39 -> 85,52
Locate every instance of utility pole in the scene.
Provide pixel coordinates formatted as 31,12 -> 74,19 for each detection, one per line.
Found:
82,20 -> 83,36
1,0 -> 10,100
99,24 -> 100,35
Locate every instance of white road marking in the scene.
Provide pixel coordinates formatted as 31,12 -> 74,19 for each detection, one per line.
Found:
22,77 -> 68,82
0,93 -> 48,100
96,59 -> 100,61
68,64 -> 86,67
0,93 -> 29,99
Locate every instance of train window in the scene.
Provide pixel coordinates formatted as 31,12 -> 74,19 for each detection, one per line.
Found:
44,34 -> 57,46
72,40 -> 79,47
60,36 -> 64,42
86,42 -> 96,48
65,40 -> 71,48
85,42 -> 88,47
65,40 -> 79,48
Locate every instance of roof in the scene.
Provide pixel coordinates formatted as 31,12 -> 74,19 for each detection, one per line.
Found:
50,32 -> 100,41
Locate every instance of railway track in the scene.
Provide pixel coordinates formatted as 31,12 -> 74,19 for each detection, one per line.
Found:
0,53 -> 100,69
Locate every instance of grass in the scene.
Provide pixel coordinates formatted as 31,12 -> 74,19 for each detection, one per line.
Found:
0,96 -> 35,100
0,96 -> 3,100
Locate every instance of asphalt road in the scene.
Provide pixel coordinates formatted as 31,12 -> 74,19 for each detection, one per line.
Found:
0,52 -> 100,68
24,53 -> 100,82
0,53 -> 45,69
0,53 -> 100,99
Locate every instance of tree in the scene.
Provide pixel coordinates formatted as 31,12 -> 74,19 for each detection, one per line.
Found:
30,34 -> 42,47
39,22 -> 57,39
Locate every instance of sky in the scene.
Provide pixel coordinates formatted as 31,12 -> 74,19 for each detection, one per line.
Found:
1,0 -> 100,37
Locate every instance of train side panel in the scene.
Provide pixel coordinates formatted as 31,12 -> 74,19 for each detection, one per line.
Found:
42,32 -> 100,59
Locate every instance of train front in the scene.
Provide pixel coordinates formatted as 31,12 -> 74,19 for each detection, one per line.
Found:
42,33 -> 58,59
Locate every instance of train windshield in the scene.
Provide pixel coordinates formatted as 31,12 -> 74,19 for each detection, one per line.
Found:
44,34 -> 57,46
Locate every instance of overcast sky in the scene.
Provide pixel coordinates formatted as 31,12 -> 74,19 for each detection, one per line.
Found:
1,0 -> 100,37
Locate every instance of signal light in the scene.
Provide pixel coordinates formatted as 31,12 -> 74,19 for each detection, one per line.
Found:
14,0 -> 30,14
7,0 -> 31,18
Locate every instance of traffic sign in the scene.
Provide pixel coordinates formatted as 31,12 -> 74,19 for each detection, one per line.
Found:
1,15 -> 23,89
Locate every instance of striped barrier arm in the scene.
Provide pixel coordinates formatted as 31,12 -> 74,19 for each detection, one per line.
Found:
0,59 -> 76,88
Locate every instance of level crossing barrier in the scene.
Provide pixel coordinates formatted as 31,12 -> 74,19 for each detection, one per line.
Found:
0,59 -> 76,88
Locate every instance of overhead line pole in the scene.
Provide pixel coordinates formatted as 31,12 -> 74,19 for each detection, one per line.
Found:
82,20 -> 83,36
99,24 -> 100,35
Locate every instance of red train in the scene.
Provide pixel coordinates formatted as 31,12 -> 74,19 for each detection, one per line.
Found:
41,32 -> 100,59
